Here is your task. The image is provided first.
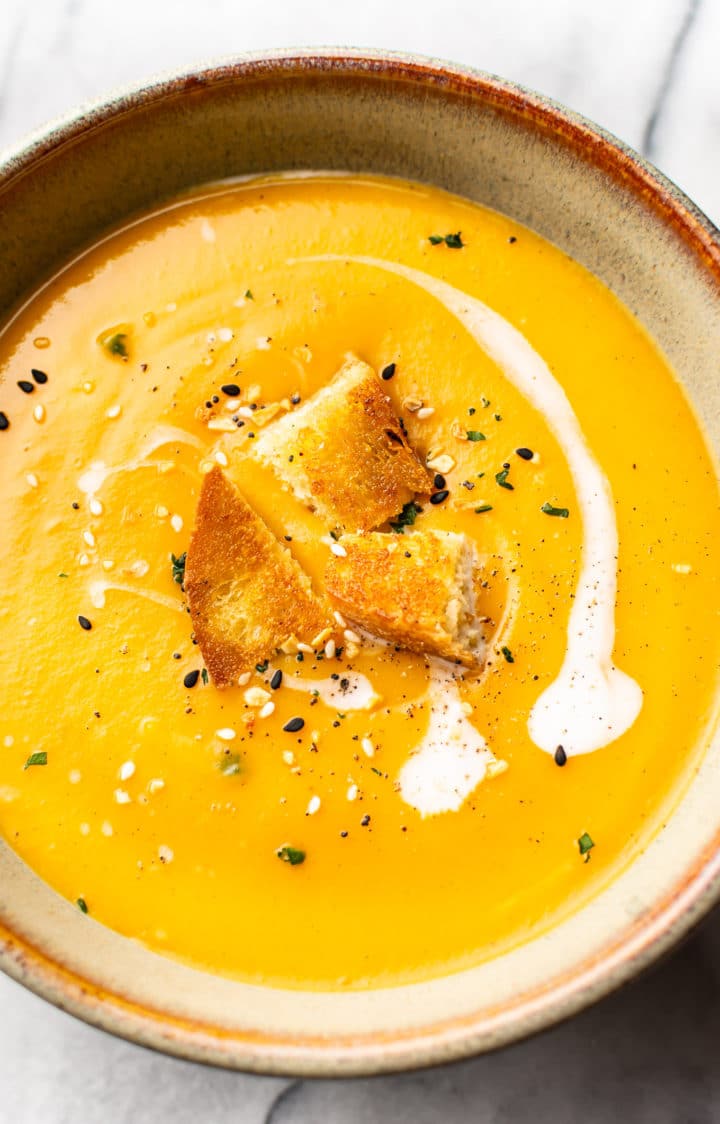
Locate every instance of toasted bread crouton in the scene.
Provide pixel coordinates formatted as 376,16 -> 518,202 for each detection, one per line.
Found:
325,529 -> 485,667
185,467 -> 330,685
249,357 -> 431,530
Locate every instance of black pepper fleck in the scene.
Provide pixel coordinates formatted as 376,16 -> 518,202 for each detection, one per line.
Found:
361,814 -> 371,826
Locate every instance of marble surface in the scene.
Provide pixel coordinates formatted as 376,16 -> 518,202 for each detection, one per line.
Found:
2,0 -> 719,1119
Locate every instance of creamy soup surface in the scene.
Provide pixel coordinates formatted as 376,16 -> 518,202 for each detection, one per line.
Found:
0,174 -> 718,989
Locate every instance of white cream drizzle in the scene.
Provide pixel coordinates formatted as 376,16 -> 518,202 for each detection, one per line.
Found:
296,254 -> 643,757
399,666 -> 501,816
88,579 -> 185,614
77,425 -> 204,500
279,670 -> 380,711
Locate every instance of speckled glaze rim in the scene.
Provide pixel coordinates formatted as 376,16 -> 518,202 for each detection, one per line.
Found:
2,48 -> 720,1077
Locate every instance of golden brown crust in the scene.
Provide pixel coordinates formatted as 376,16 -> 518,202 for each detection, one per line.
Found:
325,529 -> 485,667
185,467 -> 330,686
250,357 -> 431,530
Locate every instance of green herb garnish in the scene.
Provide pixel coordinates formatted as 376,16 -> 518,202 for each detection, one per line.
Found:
171,551 -> 186,585
370,767 -> 383,776
474,505 -> 493,514
58,572 -> 68,578
428,231 -> 465,249
481,396 -> 491,408
276,845 -> 306,866
24,751 -> 47,769
103,332 -> 129,358
495,468 -> 514,490
390,500 -> 421,533
541,502 -> 569,518
76,897 -> 88,914
578,832 -> 595,862
466,430 -> 486,442
245,289 -> 253,299
501,646 -> 514,663
201,668 -> 209,685
219,753 -> 242,776
255,661 -> 268,673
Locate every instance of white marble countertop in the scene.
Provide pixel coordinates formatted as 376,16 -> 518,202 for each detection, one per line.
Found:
2,0 -> 719,1119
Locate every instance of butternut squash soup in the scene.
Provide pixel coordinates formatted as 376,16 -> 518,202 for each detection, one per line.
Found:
0,174 -> 718,990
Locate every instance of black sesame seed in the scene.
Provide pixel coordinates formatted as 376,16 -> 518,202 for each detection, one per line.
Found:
221,383 -> 240,396
381,363 -> 396,380
516,447 -> 534,460
0,412 -> 8,431
184,669 -> 200,689
361,814 -> 371,826
433,473 -> 446,489
283,716 -> 304,733
430,490 -> 449,505
270,669 -> 283,690
78,615 -> 92,631
554,745 -> 567,767
31,369 -> 48,384
17,380 -> 34,394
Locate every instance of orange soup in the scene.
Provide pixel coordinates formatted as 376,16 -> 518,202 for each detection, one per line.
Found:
0,174 -> 718,989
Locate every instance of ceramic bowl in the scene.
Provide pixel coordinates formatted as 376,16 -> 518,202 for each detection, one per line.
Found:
1,49 -> 719,1076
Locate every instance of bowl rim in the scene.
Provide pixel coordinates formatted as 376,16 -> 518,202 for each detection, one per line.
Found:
2,46 -> 720,1077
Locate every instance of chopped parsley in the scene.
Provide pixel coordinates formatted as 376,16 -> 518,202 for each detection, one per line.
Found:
501,645 -> 514,663
201,668 -> 209,685
466,430 -> 486,442
541,502 -> 569,518
24,751 -> 47,769
76,897 -> 89,914
495,467 -> 514,490
102,332 -> 129,358
276,844 -> 306,866
474,504 -> 493,514
481,396 -> 490,408
390,500 -> 422,533
58,572 -> 68,578
245,289 -> 253,299
171,551 -> 186,585
255,660 -> 269,673
428,231 -> 465,249
578,832 -> 595,862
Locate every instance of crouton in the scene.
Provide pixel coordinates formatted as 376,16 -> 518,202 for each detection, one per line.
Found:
324,529 -> 486,667
249,357 -> 431,530
185,467 -> 330,685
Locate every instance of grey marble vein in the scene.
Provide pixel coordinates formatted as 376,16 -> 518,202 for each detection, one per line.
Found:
642,0 -> 701,159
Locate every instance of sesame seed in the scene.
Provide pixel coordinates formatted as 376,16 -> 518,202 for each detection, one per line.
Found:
26,473 -> 39,488
170,514 -> 183,533
516,447 -> 534,460
89,498 -> 103,516
114,789 -> 132,804
218,328 -> 233,342
101,821 -> 113,837
430,490 -> 449,505
330,542 -> 347,557
306,795 -> 321,815
333,610 -> 347,628
270,669 -> 283,690
148,779 -> 165,794
106,404 -> 122,419
68,769 -> 81,783
32,404 -> 45,423
31,369 -> 48,384
259,701 -> 275,718
221,383 -> 241,396
102,559 -> 114,570
0,412 -> 8,431
78,554 -> 90,567
672,563 -> 692,574
158,845 -> 174,863
118,761 -> 136,781
416,406 -> 435,419
156,505 -> 169,518
18,380 -> 34,394
184,669 -> 200,689
347,784 -> 358,801
361,737 -> 375,758
237,671 -> 251,686
554,746 -> 567,767
290,393 -> 301,405
78,615 -> 92,631
381,363 -> 396,380
283,717 -> 304,733
83,530 -> 96,548
282,750 -> 295,765
297,641 -> 314,654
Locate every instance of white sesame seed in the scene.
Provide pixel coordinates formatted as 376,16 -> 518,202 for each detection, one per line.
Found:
416,406 -> 435,419
346,784 -> 358,801
68,769 -> 81,783
324,639 -> 336,659
306,795 -> 321,816
82,381 -> 94,394
216,727 -> 236,741
343,628 -> 361,644
79,822 -> 90,836
83,530 -> 96,548
244,686 -> 271,707
460,701 -> 473,716
148,778 -> 165,794
89,498 -> 103,516
33,404 -> 45,423
170,514 -> 184,533
102,559 -> 115,571
114,788 -> 132,804
158,845 -> 174,863
672,563 -> 692,574
214,450 -> 229,467
282,750 -> 295,765
361,737 -> 375,758
78,553 -> 90,567
156,505 -> 169,518
118,761 -> 135,781
26,473 -> 39,489
101,821 -> 113,837
259,701 -> 275,718
106,404 -> 122,419
333,610 -> 347,628
237,671 -> 251,686
218,327 -> 233,342
3,736 -> 14,748
330,543 -> 347,557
